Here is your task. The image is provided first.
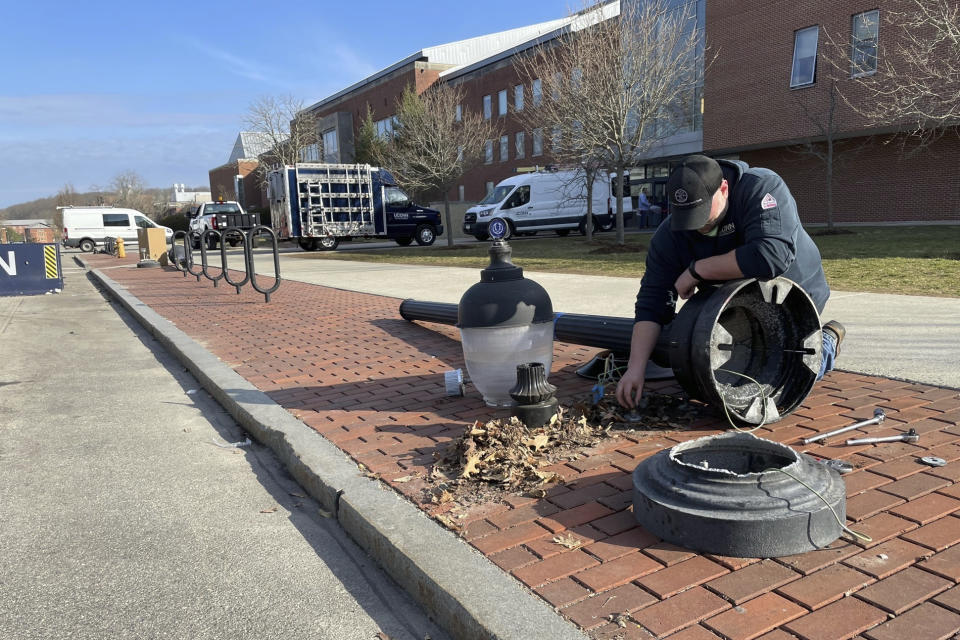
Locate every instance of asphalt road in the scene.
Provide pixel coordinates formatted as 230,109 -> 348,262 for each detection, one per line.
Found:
0,264 -> 448,640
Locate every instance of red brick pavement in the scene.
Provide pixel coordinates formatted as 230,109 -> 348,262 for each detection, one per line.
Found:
89,256 -> 960,640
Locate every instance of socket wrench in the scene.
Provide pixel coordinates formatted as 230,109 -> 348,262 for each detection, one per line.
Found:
802,408 -> 886,445
846,428 -> 919,446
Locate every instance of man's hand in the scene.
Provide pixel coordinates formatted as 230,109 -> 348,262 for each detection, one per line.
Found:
616,365 -> 646,408
674,267 -> 699,300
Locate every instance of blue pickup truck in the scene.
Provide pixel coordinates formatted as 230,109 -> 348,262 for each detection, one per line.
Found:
267,164 -> 443,251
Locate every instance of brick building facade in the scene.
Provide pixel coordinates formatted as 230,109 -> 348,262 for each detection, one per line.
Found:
244,0 -> 956,224
209,159 -> 267,213
703,0 -> 959,224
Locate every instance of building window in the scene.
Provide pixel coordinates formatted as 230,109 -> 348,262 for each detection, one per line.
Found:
322,131 -> 336,153
375,117 -> 396,138
515,132 -> 525,159
551,126 -> 561,150
300,143 -> 320,162
485,181 -> 495,197
532,78 -> 542,106
514,85 -> 524,112
532,128 -> 543,156
457,145 -> 464,163
484,140 -> 493,164
790,26 -> 819,88
851,10 -> 879,77
455,104 -> 462,122
571,67 -> 583,91
483,95 -> 492,120
499,135 -> 508,161
458,185 -> 465,201
498,90 -> 507,117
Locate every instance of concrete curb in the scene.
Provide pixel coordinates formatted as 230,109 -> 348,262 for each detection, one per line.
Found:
85,263 -> 588,640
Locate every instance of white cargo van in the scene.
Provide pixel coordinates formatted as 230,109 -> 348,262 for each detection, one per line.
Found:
61,207 -> 173,253
462,169 -> 633,240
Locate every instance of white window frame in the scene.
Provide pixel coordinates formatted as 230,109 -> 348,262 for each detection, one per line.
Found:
515,131 -> 525,159
851,10 -> 879,78
499,135 -> 508,162
483,95 -> 492,120
532,128 -> 543,156
790,26 -> 819,88
532,78 -> 542,106
484,139 -> 493,164
498,89 -> 507,117
514,85 -> 524,112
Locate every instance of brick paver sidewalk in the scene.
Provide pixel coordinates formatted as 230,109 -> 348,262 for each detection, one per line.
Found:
87,255 -> 960,640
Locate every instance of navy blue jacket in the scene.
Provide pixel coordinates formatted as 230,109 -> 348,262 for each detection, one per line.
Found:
634,160 -> 829,325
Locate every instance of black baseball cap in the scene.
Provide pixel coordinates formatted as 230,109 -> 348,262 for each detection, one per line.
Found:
667,155 -> 724,231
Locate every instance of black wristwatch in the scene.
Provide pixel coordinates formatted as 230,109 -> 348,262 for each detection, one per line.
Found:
688,260 -> 706,282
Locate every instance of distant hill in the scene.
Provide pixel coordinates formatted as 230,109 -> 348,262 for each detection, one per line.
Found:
1,187 -> 184,221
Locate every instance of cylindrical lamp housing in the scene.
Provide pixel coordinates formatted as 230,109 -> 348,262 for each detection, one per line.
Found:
458,241 -> 554,406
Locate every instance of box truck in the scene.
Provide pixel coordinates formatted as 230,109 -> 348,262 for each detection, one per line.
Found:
267,163 -> 443,251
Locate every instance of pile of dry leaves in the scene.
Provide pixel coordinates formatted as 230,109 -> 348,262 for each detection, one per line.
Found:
424,393 -> 701,508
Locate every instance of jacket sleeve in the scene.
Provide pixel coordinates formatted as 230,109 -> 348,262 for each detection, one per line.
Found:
634,225 -> 683,325
733,170 -> 801,279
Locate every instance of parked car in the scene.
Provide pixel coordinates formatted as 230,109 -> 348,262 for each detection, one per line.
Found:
61,206 -> 173,253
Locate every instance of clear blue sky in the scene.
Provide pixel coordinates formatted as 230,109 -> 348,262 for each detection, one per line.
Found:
0,0 -> 575,208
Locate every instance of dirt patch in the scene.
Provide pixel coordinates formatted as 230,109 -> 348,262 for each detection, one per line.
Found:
587,242 -> 646,255
422,393 -> 701,510
438,243 -> 484,251
810,228 -> 856,237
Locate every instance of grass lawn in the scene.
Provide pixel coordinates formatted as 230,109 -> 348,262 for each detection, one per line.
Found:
291,226 -> 960,297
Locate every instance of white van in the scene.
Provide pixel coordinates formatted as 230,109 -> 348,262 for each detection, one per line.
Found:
61,207 -> 173,253
462,169 -> 633,240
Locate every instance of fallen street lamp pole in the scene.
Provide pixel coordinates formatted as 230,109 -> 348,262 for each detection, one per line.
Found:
401,276 -> 825,426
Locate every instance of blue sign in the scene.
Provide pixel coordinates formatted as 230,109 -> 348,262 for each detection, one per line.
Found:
0,243 -> 64,296
488,218 -> 508,240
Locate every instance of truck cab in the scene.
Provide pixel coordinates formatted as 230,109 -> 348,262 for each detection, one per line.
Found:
187,201 -> 258,249
379,179 -> 442,246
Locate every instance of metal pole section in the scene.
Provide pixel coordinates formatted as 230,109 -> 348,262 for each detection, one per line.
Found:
398,299 -> 642,354
801,408 -> 885,445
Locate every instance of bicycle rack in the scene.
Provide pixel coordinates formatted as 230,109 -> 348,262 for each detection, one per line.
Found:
246,225 -> 282,303
171,231 -> 188,274
169,226 -> 280,302
219,227 -> 250,294
199,230 -> 225,288
183,231 -> 204,281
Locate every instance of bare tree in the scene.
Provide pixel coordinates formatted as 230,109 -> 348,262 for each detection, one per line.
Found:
515,0 -> 704,244
109,170 -> 156,213
244,94 -> 321,185
790,79 -> 871,232
376,84 -> 499,248
848,0 -> 960,141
